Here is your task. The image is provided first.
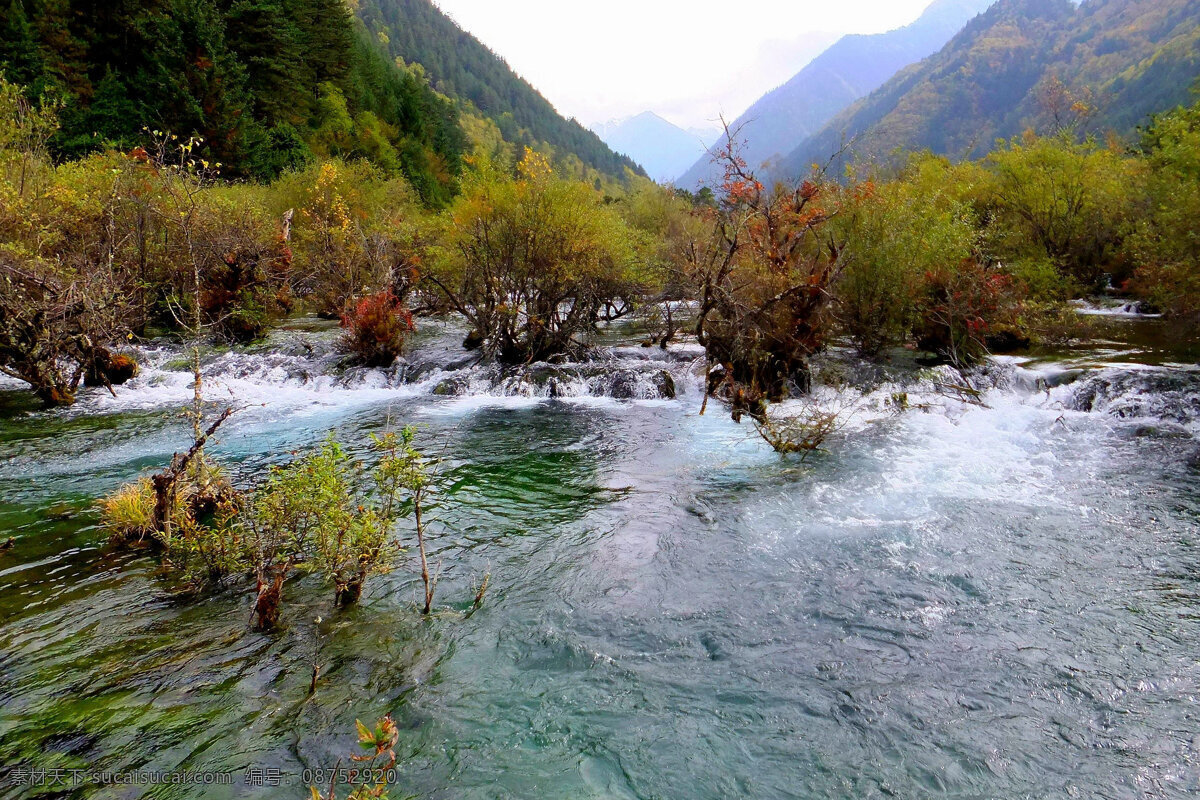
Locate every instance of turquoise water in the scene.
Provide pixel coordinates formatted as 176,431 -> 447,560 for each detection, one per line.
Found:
1,320 -> 1199,799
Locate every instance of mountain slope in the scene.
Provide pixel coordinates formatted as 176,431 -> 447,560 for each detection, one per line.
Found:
0,0 -> 468,200
354,0 -> 643,180
592,112 -> 715,183
778,0 -> 1200,179
676,0 -> 996,188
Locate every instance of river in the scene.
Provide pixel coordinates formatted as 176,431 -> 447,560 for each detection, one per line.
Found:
1,312 -> 1198,799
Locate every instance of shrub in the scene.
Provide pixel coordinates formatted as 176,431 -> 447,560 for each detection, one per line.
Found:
834,176 -> 976,356
279,161 -> 420,318
100,456 -> 244,591
102,429 -> 440,628
156,487 -> 245,590
1003,256 -> 1076,304
982,133 -> 1139,290
1131,260 -> 1200,321
245,435 -> 406,628
0,83 -> 139,406
754,404 -> 845,460
1124,102 -> 1200,320
686,137 -> 844,419
916,261 -> 1021,367
200,255 -> 290,344
373,427 -> 437,614
1018,300 -> 1094,347
428,149 -> 641,363
339,290 -> 414,367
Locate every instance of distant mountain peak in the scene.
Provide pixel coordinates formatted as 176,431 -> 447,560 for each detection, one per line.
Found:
591,112 -> 719,184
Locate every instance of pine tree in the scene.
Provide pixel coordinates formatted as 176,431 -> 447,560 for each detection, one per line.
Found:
0,0 -> 43,87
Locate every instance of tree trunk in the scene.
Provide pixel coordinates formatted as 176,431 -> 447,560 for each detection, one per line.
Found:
254,569 -> 286,631
416,498 -> 433,615
34,382 -> 75,407
335,574 -> 364,608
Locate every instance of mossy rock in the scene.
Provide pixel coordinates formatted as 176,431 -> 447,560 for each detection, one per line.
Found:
433,376 -> 470,396
85,351 -> 139,387
655,370 -> 676,399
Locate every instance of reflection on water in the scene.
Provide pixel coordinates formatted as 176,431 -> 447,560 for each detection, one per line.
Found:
1,322 -> 1199,799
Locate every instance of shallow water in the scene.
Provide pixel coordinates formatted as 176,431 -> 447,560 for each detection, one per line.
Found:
1,317 -> 1199,799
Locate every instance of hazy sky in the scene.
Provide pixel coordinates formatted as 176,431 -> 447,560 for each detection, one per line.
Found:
431,0 -> 936,130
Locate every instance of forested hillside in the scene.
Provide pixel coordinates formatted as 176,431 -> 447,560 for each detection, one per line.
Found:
778,0 -> 1200,179
0,0 -> 472,203
0,0 -> 643,202
354,0 -> 643,180
676,0 -> 995,189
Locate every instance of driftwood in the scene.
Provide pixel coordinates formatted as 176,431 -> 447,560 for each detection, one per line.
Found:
933,381 -> 989,408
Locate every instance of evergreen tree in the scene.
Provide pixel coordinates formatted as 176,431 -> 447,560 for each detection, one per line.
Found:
0,0 -> 42,87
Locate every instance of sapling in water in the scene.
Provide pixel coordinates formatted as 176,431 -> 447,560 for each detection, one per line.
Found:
309,715 -> 400,800
373,426 -> 437,615
245,435 -> 403,628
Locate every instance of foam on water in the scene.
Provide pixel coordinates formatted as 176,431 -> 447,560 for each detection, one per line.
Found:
1073,298 -> 1164,318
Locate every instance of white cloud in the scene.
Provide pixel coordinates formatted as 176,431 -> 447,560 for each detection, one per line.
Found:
431,0 -> 935,127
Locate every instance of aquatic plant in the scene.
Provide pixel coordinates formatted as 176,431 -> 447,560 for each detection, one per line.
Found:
752,394 -> 855,460
372,427 -> 436,615
99,478 -> 159,544
309,715 -> 400,800
156,484 -> 245,589
244,430 -> 433,628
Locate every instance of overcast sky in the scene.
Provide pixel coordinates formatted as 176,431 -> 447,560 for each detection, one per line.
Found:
431,0 -> 937,130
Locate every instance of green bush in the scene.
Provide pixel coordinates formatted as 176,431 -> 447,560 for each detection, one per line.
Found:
1125,102 -> 1200,319
834,171 -> 977,356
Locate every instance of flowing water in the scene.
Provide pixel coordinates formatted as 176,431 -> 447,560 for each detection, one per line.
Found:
1,315 -> 1199,799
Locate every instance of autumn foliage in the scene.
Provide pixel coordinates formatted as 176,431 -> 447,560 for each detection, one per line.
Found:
339,290 -> 415,367
685,130 -> 845,421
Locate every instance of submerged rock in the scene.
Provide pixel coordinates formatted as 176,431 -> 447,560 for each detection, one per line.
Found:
1133,424 -> 1192,440
608,371 -> 640,399
1069,369 -> 1200,424
655,370 -> 677,399
433,376 -> 471,396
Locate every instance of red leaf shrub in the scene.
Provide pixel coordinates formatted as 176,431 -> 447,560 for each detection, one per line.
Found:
916,261 -> 1023,366
339,290 -> 414,367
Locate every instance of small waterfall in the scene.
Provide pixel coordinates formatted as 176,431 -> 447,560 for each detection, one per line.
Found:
64,325 -> 703,417
1065,367 -> 1200,426
15,314 -> 1198,440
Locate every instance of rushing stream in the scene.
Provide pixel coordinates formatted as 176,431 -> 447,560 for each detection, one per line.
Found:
1,313 -> 1199,799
